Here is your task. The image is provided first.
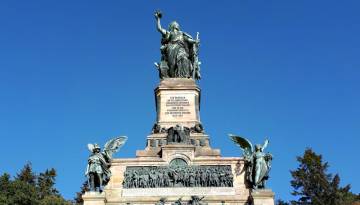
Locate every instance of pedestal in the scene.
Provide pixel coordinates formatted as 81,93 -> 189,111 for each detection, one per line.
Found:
251,189 -> 275,205
155,78 -> 201,129
82,192 -> 106,205
80,77 -> 275,205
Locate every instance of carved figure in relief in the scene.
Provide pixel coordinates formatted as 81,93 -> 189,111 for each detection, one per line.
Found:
167,125 -> 190,144
188,196 -> 206,205
152,123 -> 167,134
190,123 -> 204,133
172,197 -> 183,205
155,198 -> 166,205
122,165 -> 233,188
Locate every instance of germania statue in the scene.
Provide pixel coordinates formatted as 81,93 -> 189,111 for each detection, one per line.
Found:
229,134 -> 273,189
154,10 -> 201,80
85,136 -> 127,192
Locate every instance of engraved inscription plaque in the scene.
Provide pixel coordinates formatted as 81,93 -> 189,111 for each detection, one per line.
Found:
158,91 -> 199,123
165,96 -> 191,118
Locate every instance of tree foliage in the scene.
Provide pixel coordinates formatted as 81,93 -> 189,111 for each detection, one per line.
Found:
277,148 -> 360,205
16,163 -> 36,185
276,199 -> 290,205
73,181 -> 89,205
0,163 -> 71,205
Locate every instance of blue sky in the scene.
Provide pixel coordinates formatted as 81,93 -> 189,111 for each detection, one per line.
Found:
0,0 -> 359,201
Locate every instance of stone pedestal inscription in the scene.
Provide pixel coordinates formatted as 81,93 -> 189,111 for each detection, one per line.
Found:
155,79 -> 201,128
157,91 -> 199,125
165,96 -> 191,118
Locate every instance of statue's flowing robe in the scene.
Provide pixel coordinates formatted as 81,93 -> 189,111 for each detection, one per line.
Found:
254,152 -> 268,186
85,152 -> 111,182
163,31 -> 194,78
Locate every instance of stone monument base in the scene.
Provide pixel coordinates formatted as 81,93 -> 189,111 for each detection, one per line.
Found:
251,189 -> 275,205
155,78 -> 201,129
81,78 -> 276,205
82,192 -> 106,205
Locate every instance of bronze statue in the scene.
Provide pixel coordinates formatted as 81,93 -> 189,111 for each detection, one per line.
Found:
229,134 -> 272,189
167,125 -> 190,144
188,196 -> 206,205
155,198 -> 166,205
172,197 -> 183,205
154,10 -> 201,80
85,136 -> 127,192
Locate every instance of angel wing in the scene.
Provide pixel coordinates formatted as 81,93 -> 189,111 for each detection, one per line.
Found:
229,134 -> 253,158
262,138 -> 269,151
87,143 -> 95,153
103,136 -> 128,159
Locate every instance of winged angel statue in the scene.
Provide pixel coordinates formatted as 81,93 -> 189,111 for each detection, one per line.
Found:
85,136 -> 127,192
229,134 -> 272,189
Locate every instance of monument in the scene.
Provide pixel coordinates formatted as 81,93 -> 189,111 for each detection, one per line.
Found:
82,11 -> 275,205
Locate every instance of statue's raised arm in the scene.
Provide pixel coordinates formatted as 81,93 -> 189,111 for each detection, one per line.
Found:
154,11 -> 167,36
261,138 -> 269,152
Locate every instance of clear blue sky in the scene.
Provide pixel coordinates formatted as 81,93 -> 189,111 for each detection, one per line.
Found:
0,0 -> 359,201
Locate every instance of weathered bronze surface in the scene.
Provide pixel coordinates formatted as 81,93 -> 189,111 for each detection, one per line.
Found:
156,196 -> 207,205
172,197 -> 183,205
85,137 -> 127,192
123,165 -> 233,188
151,123 -> 204,135
188,196 -> 207,205
154,10 -> 201,80
167,125 -> 191,144
155,198 -> 166,205
230,135 -> 273,189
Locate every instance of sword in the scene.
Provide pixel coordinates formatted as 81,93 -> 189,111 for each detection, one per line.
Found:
192,32 -> 200,79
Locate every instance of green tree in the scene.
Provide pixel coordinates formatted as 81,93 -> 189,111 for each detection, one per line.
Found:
289,148 -> 359,205
0,163 -> 71,205
0,173 -> 12,205
74,180 -> 89,205
16,162 -> 36,185
276,199 -> 290,205
10,179 -> 39,205
37,168 -> 59,199
40,195 -> 72,205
